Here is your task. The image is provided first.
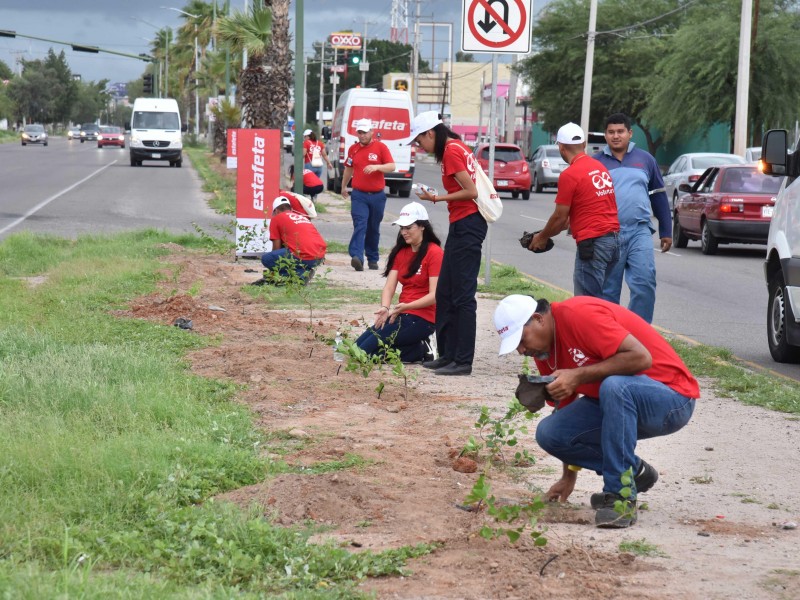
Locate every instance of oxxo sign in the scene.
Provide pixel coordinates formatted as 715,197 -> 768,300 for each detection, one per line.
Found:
329,32 -> 362,49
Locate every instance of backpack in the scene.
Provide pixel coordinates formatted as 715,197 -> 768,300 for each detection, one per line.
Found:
310,144 -> 324,168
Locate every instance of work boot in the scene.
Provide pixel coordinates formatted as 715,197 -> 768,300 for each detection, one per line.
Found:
594,493 -> 637,528
435,363 -> 472,376
351,256 -> 364,271
368,261 -> 379,270
590,460 -> 659,509
422,356 -> 453,370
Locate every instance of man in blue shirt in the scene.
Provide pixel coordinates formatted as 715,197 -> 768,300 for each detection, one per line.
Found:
594,113 -> 672,323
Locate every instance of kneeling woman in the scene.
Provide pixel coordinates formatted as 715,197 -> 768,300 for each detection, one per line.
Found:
356,202 -> 443,363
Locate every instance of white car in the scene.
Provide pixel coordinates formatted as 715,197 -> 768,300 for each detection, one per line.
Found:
663,152 -> 746,208
745,146 -> 761,163
282,130 -> 293,153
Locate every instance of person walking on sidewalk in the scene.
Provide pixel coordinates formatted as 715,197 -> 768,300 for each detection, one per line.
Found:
410,111 -> 488,377
341,118 -> 396,272
529,122 -> 621,300
594,113 -> 672,323
302,129 -> 332,178
494,294 -> 699,528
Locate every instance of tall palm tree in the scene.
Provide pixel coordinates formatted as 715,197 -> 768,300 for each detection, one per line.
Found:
263,0 -> 292,130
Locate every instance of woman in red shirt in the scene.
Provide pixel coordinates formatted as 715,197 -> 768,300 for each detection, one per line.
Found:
409,111 -> 488,376
302,129 -> 332,178
355,202 -> 443,363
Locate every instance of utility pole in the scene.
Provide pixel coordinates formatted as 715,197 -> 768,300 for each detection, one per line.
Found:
580,0 -> 598,134
733,0 -> 753,155
412,0 -> 421,112
356,18 -> 377,87
477,70 -> 485,143
318,41 -> 326,131
293,0 -> 305,195
505,56 -> 518,145
484,55 -> 499,286
331,47 -> 339,116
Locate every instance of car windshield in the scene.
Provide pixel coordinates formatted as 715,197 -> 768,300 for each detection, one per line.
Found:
101,126 -> 121,134
480,148 -> 523,162
720,168 -> 783,194
691,155 -> 743,169
82,123 -> 98,130
132,111 -> 180,130
24,125 -> 44,133
545,147 -> 562,158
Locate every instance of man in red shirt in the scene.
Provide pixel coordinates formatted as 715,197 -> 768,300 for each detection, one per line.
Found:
529,122 -> 620,299
341,118 -> 396,272
494,294 -> 699,528
255,196 -> 326,285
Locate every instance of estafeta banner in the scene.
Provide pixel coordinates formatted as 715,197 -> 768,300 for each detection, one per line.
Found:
235,128 -> 280,257
226,127 -> 238,169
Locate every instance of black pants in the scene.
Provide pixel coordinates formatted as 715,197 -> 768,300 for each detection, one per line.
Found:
435,211 -> 488,366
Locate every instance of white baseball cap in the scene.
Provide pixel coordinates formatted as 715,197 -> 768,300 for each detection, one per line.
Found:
556,122 -> 585,144
494,294 -> 538,355
272,195 -> 291,212
392,202 -> 429,226
354,118 -> 372,132
408,110 -> 443,143
302,128 -> 312,136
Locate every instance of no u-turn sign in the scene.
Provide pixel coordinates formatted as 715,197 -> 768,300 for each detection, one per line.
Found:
461,0 -> 532,54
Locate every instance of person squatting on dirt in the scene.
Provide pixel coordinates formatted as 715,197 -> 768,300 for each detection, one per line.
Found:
494,294 -> 699,528
410,111 -> 488,377
288,165 -> 324,201
355,202 -> 443,363
528,122 -> 621,300
302,128 -> 332,178
257,196 -> 326,284
340,118 -> 396,272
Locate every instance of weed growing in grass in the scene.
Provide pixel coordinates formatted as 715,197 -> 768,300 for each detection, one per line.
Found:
618,538 -> 667,557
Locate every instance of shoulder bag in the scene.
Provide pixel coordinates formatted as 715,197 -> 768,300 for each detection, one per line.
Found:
473,166 -> 503,223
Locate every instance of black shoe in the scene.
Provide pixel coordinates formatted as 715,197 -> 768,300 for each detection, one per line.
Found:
435,363 -> 472,376
351,256 -> 364,271
594,493 -> 637,528
250,277 -> 268,286
590,460 -> 658,509
422,356 -> 453,370
368,261 -> 379,270
303,269 -> 316,286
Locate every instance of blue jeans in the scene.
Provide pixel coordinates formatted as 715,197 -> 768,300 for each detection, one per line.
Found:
436,212 -> 488,366
348,189 -> 386,264
304,162 -> 323,178
573,232 -> 620,299
260,247 -> 320,276
356,313 -> 435,362
535,375 -> 695,498
602,223 -> 658,323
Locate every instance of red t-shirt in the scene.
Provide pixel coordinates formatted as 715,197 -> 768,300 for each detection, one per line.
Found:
390,244 -> 443,323
440,139 -> 480,223
269,210 -> 326,260
280,190 -> 311,217
533,296 -> 700,407
345,139 -> 394,193
303,139 -> 324,164
302,169 -> 323,188
555,153 -> 619,242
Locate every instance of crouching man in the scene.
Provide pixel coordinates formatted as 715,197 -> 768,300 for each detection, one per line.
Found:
493,294 -> 699,528
255,196 -> 326,285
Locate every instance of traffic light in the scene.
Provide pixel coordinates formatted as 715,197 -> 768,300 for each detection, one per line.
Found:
143,73 -> 153,95
351,54 -> 360,65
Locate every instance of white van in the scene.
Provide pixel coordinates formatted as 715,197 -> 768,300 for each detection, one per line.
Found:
129,97 -> 186,167
325,88 -> 415,197
760,129 -> 800,362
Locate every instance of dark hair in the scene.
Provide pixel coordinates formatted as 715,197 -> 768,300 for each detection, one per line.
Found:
605,112 -> 632,131
306,131 -> 318,142
432,122 -> 462,163
383,220 -> 442,278
535,297 -> 551,314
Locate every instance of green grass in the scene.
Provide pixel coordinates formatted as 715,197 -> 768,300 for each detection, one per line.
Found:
618,538 -> 667,557
184,147 -> 236,215
478,262 -> 571,301
0,229 -> 433,597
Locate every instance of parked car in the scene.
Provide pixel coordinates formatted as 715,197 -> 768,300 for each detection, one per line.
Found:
663,152 -> 746,208
672,164 -> 782,255
474,143 -> 531,200
20,124 -> 48,146
529,144 -> 568,193
67,126 -> 81,140
283,130 -> 293,153
761,129 -> 800,363
97,126 -> 125,148
80,123 -> 100,143
745,146 -> 761,163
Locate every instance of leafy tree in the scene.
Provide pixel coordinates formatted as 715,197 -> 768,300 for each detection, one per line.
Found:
70,80 -> 109,124
43,49 -> 77,124
0,59 -> 13,81
455,51 -> 475,62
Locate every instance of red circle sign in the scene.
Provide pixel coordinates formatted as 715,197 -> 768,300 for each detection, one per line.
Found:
467,0 -> 527,49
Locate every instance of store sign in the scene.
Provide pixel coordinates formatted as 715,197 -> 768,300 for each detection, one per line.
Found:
329,32 -> 362,49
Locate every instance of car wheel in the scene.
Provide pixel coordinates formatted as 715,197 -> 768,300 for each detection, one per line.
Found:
44,141 -> 48,146
673,210 -> 689,248
21,141 -> 25,146
81,139 -> 84,143
511,191 -> 519,199
522,190 -> 530,200
700,219 -> 718,255
534,173 -> 543,194
672,191 -> 679,210
767,271 -> 800,363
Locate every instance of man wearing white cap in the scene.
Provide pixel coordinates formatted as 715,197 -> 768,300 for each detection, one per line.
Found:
494,294 -> 699,528
341,118 -> 396,272
255,196 -> 327,284
355,201 -> 443,362
529,122 -> 621,301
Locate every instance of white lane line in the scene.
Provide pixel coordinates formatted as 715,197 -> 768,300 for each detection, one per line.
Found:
520,214 -> 548,222
0,160 -> 117,236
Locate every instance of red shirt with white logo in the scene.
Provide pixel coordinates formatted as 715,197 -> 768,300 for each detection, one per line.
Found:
440,140 -> 481,223
302,169 -> 323,188
303,140 -> 324,164
280,190 -> 312,217
345,139 -> 394,193
269,210 -> 327,260
533,296 -> 700,408
390,244 -> 444,323
555,153 -> 619,242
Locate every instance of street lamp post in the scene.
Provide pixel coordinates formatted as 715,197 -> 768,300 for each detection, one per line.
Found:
162,7 -> 201,137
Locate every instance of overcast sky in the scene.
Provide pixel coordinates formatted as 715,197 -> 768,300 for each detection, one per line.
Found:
0,1 -> 545,85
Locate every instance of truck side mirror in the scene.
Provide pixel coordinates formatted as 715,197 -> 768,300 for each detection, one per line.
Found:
762,129 -> 788,176
181,123 -> 188,133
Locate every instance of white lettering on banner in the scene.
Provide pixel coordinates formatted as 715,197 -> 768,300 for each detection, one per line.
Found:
251,134 -> 266,210
330,33 -> 362,48
349,118 -> 407,131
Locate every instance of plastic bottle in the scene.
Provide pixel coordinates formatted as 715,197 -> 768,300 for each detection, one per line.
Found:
412,183 -> 438,197
333,332 -> 345,362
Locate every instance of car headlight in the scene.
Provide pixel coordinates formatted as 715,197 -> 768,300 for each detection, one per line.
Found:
81,131 -> 86,136
22,133 -> 29,139
118,135 -> 125,141
131,136 -> 140,144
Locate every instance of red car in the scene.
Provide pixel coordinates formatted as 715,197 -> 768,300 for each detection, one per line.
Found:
673,164 -> 784,254
474,143 -> 531,200
97,126 -> 125,148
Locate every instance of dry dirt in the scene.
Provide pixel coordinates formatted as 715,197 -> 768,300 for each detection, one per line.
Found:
119,214 -> 799,599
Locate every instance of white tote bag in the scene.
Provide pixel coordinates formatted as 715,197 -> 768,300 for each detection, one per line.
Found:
295,193 -> 318,218
310,145 -> 324,168
473,166 -> 503,223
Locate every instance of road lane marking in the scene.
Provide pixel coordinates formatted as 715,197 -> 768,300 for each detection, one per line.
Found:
520,214 -> 547,222
0,160 -> 117,236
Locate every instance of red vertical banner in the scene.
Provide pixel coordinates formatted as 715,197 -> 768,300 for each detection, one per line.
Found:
226,128 -> 238,169
235,129 -> 281,256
